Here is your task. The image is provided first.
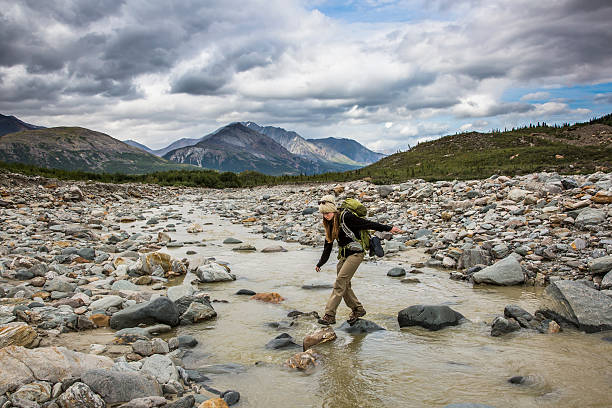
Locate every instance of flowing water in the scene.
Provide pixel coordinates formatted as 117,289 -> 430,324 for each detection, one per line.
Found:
116,201 -> 612,407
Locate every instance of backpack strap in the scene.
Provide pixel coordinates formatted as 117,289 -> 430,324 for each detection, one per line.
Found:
340,210 -> 359,243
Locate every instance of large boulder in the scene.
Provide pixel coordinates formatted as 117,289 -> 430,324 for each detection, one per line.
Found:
81,369 -> 162,404
398,305 -> 465,331
0,346 -> 113,396
472,255 -> 524,286
538,280 -> 612,333
140,354 -> 180,385
110,296 -> 179,329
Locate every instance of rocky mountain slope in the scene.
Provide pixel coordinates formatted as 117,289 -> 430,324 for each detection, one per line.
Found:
308,137 -> 386,165
0,114 -> 44,136
0,127 -> 194,174
241,122 -> 364,167
163,123 -> 328,175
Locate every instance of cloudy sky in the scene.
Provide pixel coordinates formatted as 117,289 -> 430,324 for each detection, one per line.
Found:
1,0 -> 611,152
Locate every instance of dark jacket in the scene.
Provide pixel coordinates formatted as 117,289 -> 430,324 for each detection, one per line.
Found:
316,210 -> 392,267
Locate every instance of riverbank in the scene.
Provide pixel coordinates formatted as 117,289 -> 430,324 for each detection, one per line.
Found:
0,170 -> 611,407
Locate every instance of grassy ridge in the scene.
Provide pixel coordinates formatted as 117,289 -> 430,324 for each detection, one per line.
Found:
2,114 -> 611,188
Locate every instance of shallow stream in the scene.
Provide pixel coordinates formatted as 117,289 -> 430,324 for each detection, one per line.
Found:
111,201 -> 612,407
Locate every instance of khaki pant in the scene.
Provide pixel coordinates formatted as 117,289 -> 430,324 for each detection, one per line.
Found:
324,252 -> 364,317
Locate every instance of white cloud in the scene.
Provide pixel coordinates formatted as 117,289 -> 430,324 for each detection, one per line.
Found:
521,91 -> 550,101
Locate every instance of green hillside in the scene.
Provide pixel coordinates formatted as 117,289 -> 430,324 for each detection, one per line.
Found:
352,114 -> 612,183
0,127 -> 198,174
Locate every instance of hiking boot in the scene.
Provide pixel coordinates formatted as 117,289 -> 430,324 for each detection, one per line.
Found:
317,314 -> 336,325
348,307 -> 366,323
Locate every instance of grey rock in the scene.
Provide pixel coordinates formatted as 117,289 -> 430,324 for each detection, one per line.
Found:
140,354 -> 179,385
235,289 -> 256,295
458,248 -> 491,269
398,305 -> 465,331
195,263 -> 235,283
11,381 -> 52,403
167,283 -> 195,302
132,340 -> 154,357
491,244 -> 510,259
378,185 -> 394,198
387,267 -> 406,277
504,305 -> 535,329
265,333 -> 300,350
301,280 -> 334,290
89,295 -> 123,310
111,280 -> 140,291
166,395 -> 195,408
82,369 -> 162,404
491,316 -> 520,336
110,296 -> 179,330
602,271 -> 612,290
261,245 -> 287,253
178,335 -> 198,348
221,390 -> 240,406
338,319 -> 385,333
575,208 -> 605,228
180,301 -> 217,325
589,256 -> 612,274
301,207 -> 318,215
472,255 -> 524,286
222,238 -> 242,244
539,280 -> 612,333
43,279 -> 76,293
76,248 -> 96,261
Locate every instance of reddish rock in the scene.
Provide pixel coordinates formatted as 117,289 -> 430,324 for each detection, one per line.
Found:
90,314 -> 110,328
303,327 -> 336,351
198,398 -> 229,408
592,191 -> 612,204
285,349 -> 321,371
250,293 -> 285,303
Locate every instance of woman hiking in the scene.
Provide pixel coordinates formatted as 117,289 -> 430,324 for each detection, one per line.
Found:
315,194 -> 402,325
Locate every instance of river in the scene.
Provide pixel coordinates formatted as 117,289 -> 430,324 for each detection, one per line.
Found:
103,199 -> 612,407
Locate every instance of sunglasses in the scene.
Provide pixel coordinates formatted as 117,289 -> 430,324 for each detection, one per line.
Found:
318,200 -> 333,205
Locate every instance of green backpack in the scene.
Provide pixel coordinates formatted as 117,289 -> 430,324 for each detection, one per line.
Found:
339,198 -> 371,256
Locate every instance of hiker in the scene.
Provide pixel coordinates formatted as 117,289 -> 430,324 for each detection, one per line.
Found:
315,194 -> 402,325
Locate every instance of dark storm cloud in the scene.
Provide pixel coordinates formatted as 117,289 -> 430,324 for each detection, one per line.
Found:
22,0 -> 126,27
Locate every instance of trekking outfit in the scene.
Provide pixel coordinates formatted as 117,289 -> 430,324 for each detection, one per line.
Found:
316,207 -> 393,324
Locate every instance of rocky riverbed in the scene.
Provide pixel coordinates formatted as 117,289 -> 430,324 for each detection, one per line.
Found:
0,170 -> 611,408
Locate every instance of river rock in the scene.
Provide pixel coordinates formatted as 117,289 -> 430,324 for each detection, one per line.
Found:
387,267 -> 406,277
261,245 -> 287,253
303,327 -> 336,351
250,293 -> 284,303
601,271 -> 612,290
539,280 -> 612,332
110,296 -> 179,329
57,382 -> 105,408
458,248 -> 491,269
199,398 -> 229,408
235,289 -> 256,296
0,322 -> 37,348
491,316 -> 521,336
588,256 -> 612,274
180,301 -> 217,324
90,295 -> 124,311
504,305 -> 536,329
140,252 -> 186,276
575,208 -> 605,228
284,349 -> 321,371
195,263 -> 235,282
167,282 -> 196,302
11,380 -> 52,403
232,244 -> 256,251
398,305 -> 465,331
301,280 -> 334,290
112,279 -> 140,291
220,390 -> 240,406
223,238 -> 242,244
81,369 -> 162,404
0,346 -> 113,396
472,255 -> 524,286
140,354 -> 180,384
338,319 -> 385,334
43,278 -> 76,293
265,333 -> 300,350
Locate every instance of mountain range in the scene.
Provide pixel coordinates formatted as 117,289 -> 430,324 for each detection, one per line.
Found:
0,114 -> 385,175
